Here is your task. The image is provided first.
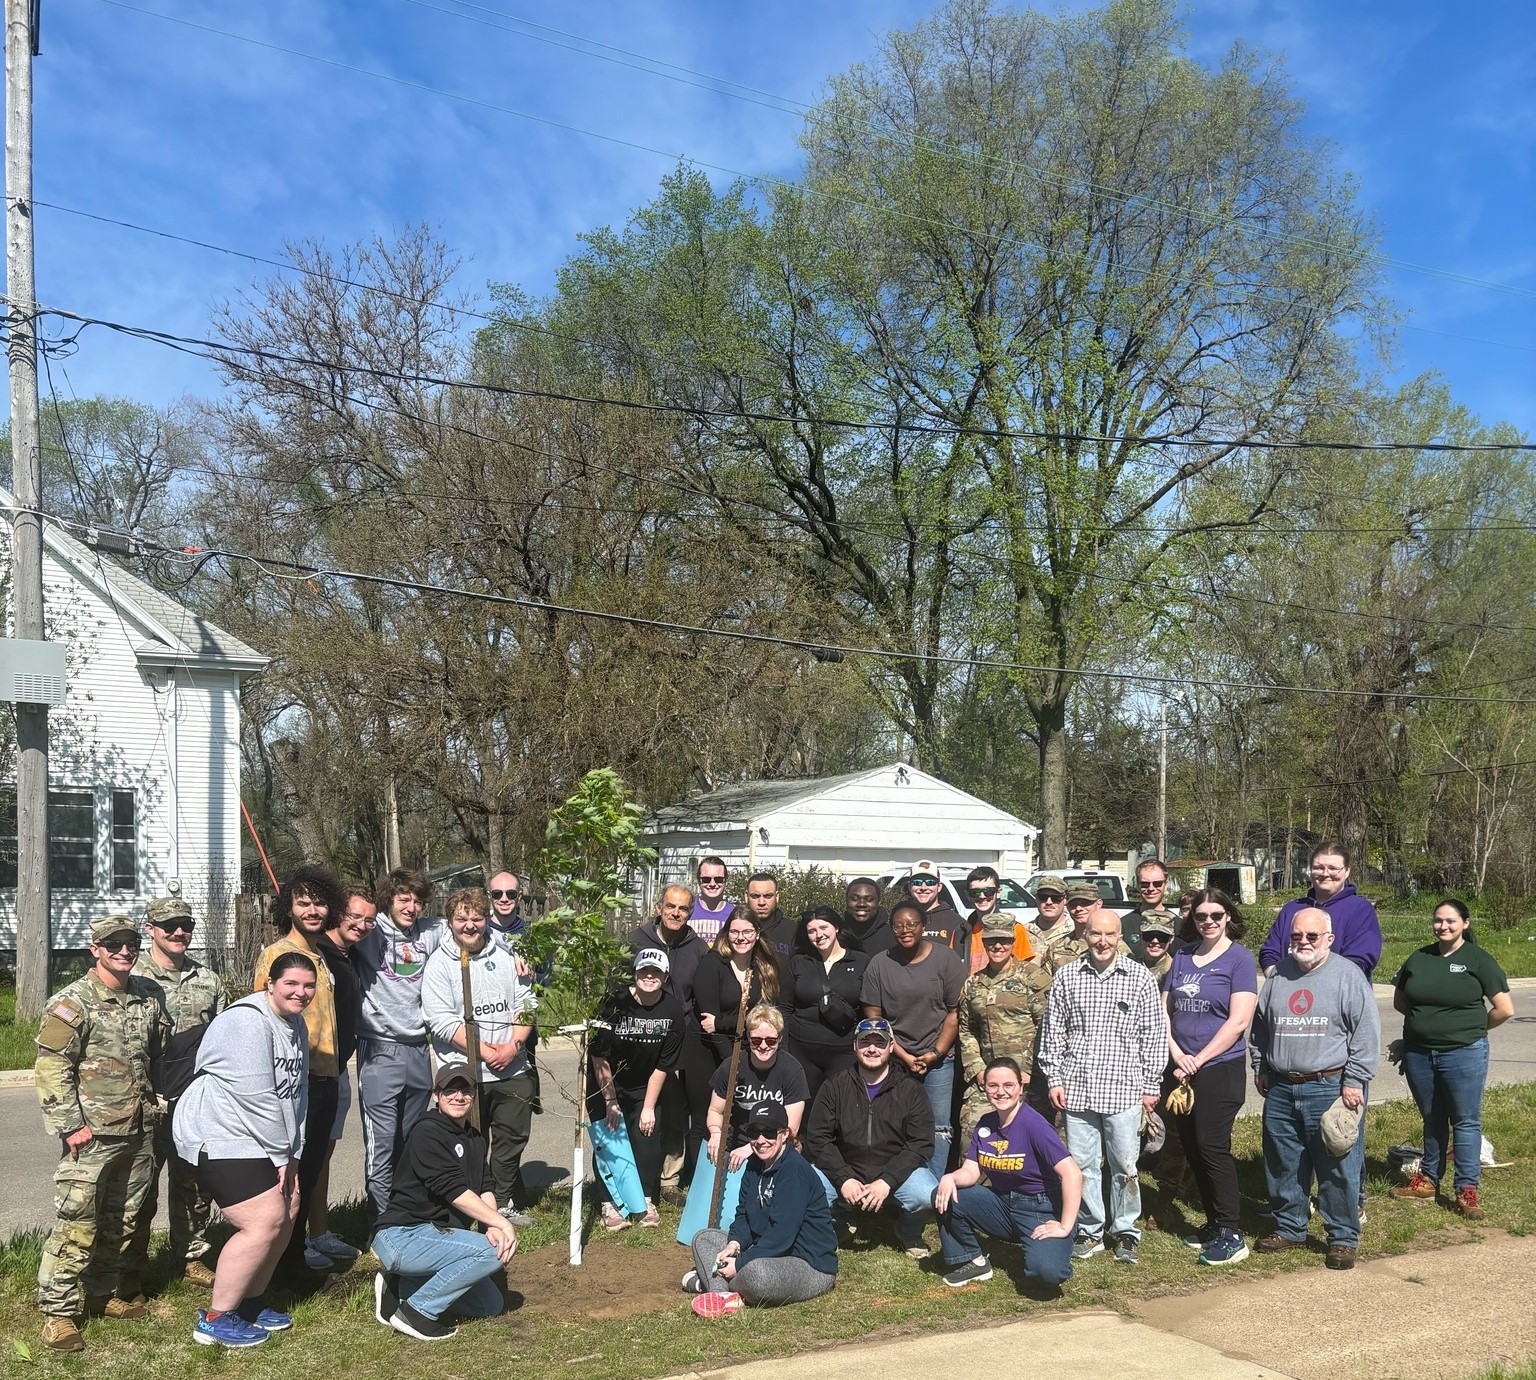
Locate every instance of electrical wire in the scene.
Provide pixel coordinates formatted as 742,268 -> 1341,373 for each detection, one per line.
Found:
15,501 -> 1536,709
35,301 -> 1536,454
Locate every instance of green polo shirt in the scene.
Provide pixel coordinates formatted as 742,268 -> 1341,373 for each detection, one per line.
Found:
1393,941 -> 1508,1050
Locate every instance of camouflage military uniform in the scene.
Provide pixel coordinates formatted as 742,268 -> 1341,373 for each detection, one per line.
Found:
125,949 -> 225,1277
35,970 -> 169,1317
956,956 -> 1053,1142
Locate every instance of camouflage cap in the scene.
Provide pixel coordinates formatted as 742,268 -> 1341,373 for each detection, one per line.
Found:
1064,881 -> 1100,902
1139,907 -> 1177,937
980,914 -> 1017,941
145,895 -> 194,926
1033,874 -> 1067,898
90,914 -> 140,943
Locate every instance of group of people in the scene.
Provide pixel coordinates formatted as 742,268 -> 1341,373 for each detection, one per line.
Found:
595,848 -> 1512,1311
33,867 -> 538,1350
31,843 -> 1515,1342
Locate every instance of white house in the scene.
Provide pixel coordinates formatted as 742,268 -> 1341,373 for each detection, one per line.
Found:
1,498 -> 267,950
641,763 -> 1039,901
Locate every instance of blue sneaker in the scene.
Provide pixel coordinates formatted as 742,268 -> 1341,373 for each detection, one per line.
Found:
250,1307 -> 293,1331
1198,1228 -> 1250,1266
1182,1224 -> 1216,1249
193,1310 -> 270,1348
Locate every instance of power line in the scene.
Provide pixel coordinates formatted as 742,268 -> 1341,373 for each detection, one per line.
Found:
395,0 -> 1536,305
37,301 -> 1536,454
16,502 -> 1536,708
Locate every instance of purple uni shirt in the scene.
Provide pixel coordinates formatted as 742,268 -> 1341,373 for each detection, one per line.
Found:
967,1103 -> 1071,1197
1165,944 -> 1259,1065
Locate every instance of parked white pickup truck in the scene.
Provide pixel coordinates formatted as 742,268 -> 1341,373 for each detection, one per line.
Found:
1017,868 -> 1147,953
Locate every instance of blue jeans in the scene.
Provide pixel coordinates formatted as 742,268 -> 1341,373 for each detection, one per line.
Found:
1261,1075 -> 1364,1248
372,1224 -> 505,1322
937,1185 -> 1073,1287
1401,1039 -> 1489,1191
919,1053 -> 955,1179
1064,1106 -> 1143,1242
812,1164 -> 938,1248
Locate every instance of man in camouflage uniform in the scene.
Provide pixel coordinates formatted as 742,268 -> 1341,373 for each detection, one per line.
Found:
1026,875 -> 1072,952
1137,909 -> 1179,984
35,915 -> 170,1352
956,915 -> 1053,1141
126,895 -> 225,1289
1043,883 -> 1131,974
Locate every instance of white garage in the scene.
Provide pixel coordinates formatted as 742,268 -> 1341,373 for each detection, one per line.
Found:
640,763 -> 1039,904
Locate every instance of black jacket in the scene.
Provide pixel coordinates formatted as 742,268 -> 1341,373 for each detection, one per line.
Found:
317,932 -> 360,1065
628,919 -> 709,1023
842,908 -> 894,957
804,1063 -> 935,1191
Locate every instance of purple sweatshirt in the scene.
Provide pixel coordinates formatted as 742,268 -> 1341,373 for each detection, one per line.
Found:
1257,883 -> 1382,978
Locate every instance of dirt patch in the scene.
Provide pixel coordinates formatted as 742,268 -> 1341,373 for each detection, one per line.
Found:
506,1235 -> 693,1322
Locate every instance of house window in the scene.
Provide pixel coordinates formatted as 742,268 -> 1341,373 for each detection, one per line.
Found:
0,787 -> 95,890
112,790 -> 137,892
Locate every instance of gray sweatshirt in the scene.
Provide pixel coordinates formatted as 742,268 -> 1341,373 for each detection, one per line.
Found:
172,993 -> 309,1166
354,914 -> 445,1043
421,933 -> 538,1082
1251,953 -> 1380,1091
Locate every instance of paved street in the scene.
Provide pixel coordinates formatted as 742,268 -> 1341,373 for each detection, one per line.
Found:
2,985 -> 1534,1239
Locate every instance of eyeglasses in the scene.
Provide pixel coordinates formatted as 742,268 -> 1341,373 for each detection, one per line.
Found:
98,938 -> 141,953
1291,931 -> 1325,943
726,929 -> 757,942
153,920 -> 195,935
490,889 -> 519,900
1194,910 -> 1226,921
748,1036 -> 780,1048
968,886 -> 997,899
1311,865 -> 1347,875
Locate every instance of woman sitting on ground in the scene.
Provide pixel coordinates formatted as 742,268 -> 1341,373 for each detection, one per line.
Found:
932,1057 -> 1081,1293
172,951 -> 315,1349
1390,898 -> 1513,1220
370,1063 -> 519,1342
686,1102 -> 838,1314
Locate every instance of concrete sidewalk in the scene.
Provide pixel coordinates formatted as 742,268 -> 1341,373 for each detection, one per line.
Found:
687,1234 -> 1536,1380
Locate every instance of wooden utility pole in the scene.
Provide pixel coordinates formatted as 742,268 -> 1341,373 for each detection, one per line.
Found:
6,0 -> 49,1019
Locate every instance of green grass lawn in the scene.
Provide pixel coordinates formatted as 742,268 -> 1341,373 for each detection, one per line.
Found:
1,1083 -> 1533,1378
0,987 -> 39,1073
1375,913 -> 1536,980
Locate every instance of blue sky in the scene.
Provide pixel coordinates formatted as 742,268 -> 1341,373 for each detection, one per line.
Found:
22,0 -> 1536,437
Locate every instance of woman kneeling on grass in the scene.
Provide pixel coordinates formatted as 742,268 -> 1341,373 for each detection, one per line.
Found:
1389,898 -> 1514,1220
172,951 -> 315,1349
686,1102 -> 838,1316
932,1057 -> 1081,1293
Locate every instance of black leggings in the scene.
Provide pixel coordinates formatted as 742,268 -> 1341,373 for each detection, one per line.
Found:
675,1035 -> 716,1185
786,1036 -> 856,1110
1167,1058 -> 1246,1230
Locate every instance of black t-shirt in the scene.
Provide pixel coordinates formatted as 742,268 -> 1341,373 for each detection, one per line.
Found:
588,988 -> 685,1107
922,904 -> 964,950
374,1108 -> 486,1232
709,1051 -> 809,1149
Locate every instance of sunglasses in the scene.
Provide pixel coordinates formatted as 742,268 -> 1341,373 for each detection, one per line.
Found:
1142,932 -> 1170,943
1065,898 -> 1096,908
1138,879 -> 1166,889
153,920 -> 195,934
749,1132 -> 782,1144
1036,892 -> 1064,902
909,876 -> 939,887
489,889 -> 519,900
1291,931 -> 1325,943
439,1084 -> 475,1098
982,934 -> 1014,946
699,874 -> 726,884
1194,910 -> 1226,921
748,1036 -> 780,1048
968,886 -> 998,899
98,938 -> 141,953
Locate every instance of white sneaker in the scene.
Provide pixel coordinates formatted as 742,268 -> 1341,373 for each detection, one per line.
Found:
309,1231 -> 361,1261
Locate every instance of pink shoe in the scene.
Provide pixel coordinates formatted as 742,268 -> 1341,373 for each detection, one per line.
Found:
691,1291 -> 744,1319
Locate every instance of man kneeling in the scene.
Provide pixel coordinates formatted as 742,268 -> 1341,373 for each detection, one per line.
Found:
371,1065 -> 518,1341
804,1018 -> 938,1257
687,1103 -> 837,1314
934,1057 -> 1081,1292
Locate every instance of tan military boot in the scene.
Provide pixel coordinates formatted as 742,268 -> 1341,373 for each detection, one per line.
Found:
182,1259 -> 217,1288
85,1295 -> 147,1320
41,1316 -> 85,1352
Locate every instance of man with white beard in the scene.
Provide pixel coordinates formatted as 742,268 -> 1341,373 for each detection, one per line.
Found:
1250,907 -> 1379,1271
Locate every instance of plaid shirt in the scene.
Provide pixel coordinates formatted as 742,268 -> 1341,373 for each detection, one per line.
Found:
1038,953 -> 1167,1114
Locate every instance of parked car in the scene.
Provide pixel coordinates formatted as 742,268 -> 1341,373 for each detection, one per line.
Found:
1016,868 -> 1143,951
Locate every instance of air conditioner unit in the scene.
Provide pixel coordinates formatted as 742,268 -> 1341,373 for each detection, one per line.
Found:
0,638 -> 66,705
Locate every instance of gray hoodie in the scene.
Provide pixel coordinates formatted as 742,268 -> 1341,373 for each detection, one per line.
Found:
354,914 -> 445,1043
421,933 -> 537,1082
172,992 -> 308,1166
